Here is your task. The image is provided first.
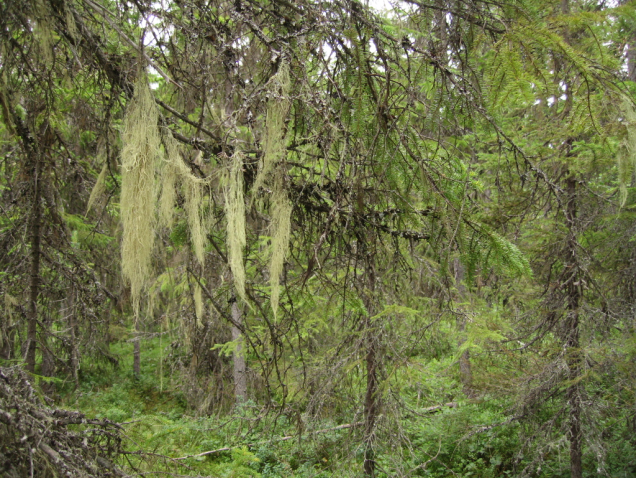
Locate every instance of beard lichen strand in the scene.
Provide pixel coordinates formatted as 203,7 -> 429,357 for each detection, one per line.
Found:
64,0 -> 78,42
161,128 -> 211,263
32,0 -> 54,65
224,152 -> 247,303
184,178 -> 205,264
86,155 -> 108,215
120,75 -> 160,317
269,173 -> 292,320
158,158 -> 178,228
252,60 -> 291,194
158,129 -> 179,229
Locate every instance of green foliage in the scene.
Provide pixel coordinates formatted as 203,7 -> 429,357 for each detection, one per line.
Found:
63,212 -> 114,248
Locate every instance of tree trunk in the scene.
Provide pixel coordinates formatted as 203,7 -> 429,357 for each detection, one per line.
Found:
458,327 -> 473,396
18,120 -> 42,375
68,283 -> 80,388
558,1 -> 583,470
231,300 -> 247,404
0,323 -> 15,361
454,259 -> 473,397
40,314 -> 56,394
363,254 -> 378,478
363,329 -> 378,478
133,318 -> 141,377
433,0 -> 448,62
564,176 -> 582,478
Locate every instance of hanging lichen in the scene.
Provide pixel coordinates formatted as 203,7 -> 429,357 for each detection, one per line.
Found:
224,152 -> 247,302
160,129 -> 210,262
86,150 -> 108,215
158,159 -> 178,228
120,73 -> 160,317
158,130 -> 179,228
269,173 -> 292,319
184,178 -> 205,264
33,0 -> 54,65
64,0 -> 78,42
252,59 -> 291,193
618,96 -> 636,207
249,58 -> 293,318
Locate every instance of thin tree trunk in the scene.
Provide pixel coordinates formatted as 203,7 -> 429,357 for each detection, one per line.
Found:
454,259 -> 473,397
458,322 -> 473,395
23,126 -> 42,374
433,0 -> 448,62
231,300 -> 247,404
40,314 -> 55,394
68,283 -> 80,387
565,176 -> 582,478
0,323 -> 15,360
133,318 -> 141,377
363,329 -> 378,478
558,0 -> 583,470
363,255 -> 378,478
11,110 -> 47,375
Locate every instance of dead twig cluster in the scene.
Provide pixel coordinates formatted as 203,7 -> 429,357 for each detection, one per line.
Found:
0,366 -> 126,477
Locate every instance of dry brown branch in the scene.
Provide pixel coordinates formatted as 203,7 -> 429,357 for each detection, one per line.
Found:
174,421 -> 365,461
0,366 -> 126,477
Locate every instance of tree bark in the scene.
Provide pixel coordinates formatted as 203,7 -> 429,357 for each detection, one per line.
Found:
564,176 -> 582,478
558,1 -> 583,470
133,318 -> 141,377
68,283 -> 80,388
231,300 -> 247,404
454,259 -> 473,397
13,116 -> 42,375
363,254 -> 378,478
363,330 -> 378,478
26,159 -> 41,373
40,314 -> 56,394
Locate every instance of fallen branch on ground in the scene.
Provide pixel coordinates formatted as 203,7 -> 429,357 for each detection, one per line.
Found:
174,421 -> 365,460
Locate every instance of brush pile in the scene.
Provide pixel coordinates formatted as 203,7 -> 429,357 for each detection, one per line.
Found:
0,366 -> 126,477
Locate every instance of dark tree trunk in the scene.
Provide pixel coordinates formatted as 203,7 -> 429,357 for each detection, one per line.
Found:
564,176 -> 582,478
68,283 -> 80,387
231,301 -> 247,404
363,254 -> 378,478
40,314 -> 56,395
13,116 -> 42,374
133,311 -> 141,377
363,331 -> 378,478
25,173 -> 41,374
558,1 -> 583,470
454,260 -> 473,397
0,324 -> 16,361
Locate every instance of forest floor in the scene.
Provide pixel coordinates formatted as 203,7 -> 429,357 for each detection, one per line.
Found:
60,338 -> 367,478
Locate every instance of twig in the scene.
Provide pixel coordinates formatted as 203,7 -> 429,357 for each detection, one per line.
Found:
82,0 -> 181,89
173,421 -> 364,461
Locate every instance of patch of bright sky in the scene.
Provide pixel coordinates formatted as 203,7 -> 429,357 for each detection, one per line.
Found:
367,0 -> 394,14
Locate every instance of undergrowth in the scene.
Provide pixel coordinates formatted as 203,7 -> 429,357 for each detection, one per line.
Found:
53,334 -> 636,478
59,336 -> 368,477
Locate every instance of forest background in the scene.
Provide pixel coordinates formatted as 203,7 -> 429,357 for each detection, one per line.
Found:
1,0 -> 636,476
